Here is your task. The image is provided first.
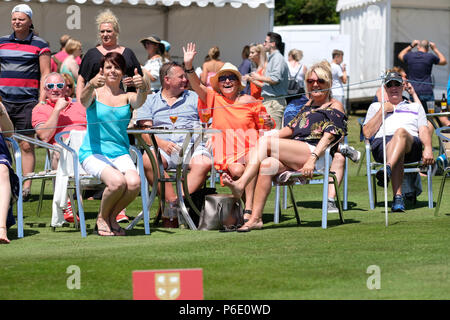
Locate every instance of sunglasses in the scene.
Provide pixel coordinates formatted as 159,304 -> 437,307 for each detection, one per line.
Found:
218,74 -> 238,82
45,83 -> 64,90
386,81 -> 402,88
306,78 -> 326,85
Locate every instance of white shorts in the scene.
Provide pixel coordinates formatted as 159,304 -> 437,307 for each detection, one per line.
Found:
81,154 -> 137,179
306,143 -> 326,172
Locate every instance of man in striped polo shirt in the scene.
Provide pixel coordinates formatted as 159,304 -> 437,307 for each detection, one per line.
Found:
0,4 -> 51,200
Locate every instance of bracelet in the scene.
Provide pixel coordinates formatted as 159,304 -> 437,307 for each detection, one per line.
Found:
185,68 -> 195,74
40,100 -> 46,104
311,152 -> 319,159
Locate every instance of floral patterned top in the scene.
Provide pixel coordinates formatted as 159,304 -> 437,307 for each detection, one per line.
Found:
287,102 -> 347,148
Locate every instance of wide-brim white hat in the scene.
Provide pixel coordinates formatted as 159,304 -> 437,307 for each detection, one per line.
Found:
210,62 -> 245,94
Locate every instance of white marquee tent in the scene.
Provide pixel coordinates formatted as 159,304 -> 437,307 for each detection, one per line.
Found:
1,0 -> 274,67
337,0 -> 450,102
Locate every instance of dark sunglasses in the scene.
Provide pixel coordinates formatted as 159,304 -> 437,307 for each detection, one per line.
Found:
306,78 -> 326,85
386,81 -> 402,88
45,83 -> 65,90
218,74 -> 238,82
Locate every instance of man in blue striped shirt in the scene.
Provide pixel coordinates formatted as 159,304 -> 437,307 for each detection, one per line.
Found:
0,4 -> 51,199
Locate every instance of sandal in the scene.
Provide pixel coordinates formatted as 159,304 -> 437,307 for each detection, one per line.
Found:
22,187 -> 31,202
237,221 -> 263,233
111,226 -> 126,236
94,224 -> 114,236
243,209 -> 252,223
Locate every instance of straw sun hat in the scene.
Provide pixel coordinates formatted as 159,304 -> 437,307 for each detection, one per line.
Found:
210,62 -> 245,93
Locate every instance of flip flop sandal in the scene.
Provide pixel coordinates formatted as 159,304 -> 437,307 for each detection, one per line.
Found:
94,225 -> 114,236
111,226 -> 126,236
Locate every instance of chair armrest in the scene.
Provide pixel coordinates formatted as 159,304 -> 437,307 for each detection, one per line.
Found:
13,133 -> 61,153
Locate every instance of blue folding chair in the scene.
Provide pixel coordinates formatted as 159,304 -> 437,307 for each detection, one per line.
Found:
434,126 -> 450,216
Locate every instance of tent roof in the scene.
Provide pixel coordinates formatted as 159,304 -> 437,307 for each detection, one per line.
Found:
17,0 -> 274,8
336,0 -> 450,11
336,0 -> 382,12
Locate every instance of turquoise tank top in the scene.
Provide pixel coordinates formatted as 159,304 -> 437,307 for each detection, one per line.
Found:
60,64 -> 77,87
78,99 -> 131,163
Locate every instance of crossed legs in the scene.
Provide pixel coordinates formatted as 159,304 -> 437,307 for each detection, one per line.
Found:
223,136 -> 313,229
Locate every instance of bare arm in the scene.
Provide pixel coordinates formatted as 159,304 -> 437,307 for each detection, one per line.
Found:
398,40 -> 419,62
39,53 -> 51,101
418,125 -> 434,165
0,102 -> 14,137
80,68 -> 105,108
34,98 -> 70,143
183,43 -> 207,102
429,42 -> 447,66
340,64 -> 347,84
128,68 -> 148,109
362,103 -> 394,139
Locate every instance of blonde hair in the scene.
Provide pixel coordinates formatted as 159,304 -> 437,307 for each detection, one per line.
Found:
304,60 -> 333,98
208,46 -> 220,60
288,49 -> 303,62
250,44 -> 266,68
96,9 -> 120,41
61,73 -> 75,97
65,39 -> 81,55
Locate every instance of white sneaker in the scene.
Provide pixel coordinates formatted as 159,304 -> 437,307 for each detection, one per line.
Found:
340,145 -> 361,163
327,200 -> 339,213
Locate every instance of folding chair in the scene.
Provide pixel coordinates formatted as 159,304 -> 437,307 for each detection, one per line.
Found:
434,126 -> 450,216
360,123 -> 433,210
55,130 -> 150,237
272,144 -> 345,229
10,134 -> 62,237
5,137 -> 24,238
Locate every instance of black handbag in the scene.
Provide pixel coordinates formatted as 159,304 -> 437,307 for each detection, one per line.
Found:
287,65 -> 305,95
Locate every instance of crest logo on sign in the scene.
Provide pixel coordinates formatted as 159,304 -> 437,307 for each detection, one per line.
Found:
133,268 -> 203,300
155,272 -> 180,300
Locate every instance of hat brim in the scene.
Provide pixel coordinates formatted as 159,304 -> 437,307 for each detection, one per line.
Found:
210,69 -> 245,94
385,79 -> 403,86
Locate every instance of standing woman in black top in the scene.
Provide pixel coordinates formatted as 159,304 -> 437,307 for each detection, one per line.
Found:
76,9 -> 142,101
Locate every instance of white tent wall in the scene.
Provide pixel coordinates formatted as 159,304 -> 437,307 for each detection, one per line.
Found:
0,1 -> 272,68
273,25 -> 352,69
166,4 -> 271,67
390,6 -> 450,97
339,1 -> 389,102
338,0 -> 450,103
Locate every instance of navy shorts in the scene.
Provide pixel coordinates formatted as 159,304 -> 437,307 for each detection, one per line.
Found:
3,100 -> 36,135
371,135 -> 422,164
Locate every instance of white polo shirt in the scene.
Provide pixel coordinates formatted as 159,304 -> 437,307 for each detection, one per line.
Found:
363,100 -> 428,139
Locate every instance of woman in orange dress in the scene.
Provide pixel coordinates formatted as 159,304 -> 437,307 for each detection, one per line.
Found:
242,44 -> 267,99
184,43 -> 274,222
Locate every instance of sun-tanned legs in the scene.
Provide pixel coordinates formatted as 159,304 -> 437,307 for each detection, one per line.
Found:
222,136 -> 313,230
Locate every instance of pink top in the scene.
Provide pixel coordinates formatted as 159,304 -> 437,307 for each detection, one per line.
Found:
32,99 -> 87,144
51,50 -> 82,73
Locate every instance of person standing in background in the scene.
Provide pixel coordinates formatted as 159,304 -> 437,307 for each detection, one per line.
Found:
238,45 -> 252,95
250,32 -> 289,129
0,4 -> 51,201
330,49 -> 347,111
398,39 -> 447,113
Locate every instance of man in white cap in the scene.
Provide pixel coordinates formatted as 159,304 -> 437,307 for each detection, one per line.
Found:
0,4 -> 51,200
363,71 -> 434,212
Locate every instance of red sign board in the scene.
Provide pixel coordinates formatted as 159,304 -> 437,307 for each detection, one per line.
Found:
133,268 -> 203,300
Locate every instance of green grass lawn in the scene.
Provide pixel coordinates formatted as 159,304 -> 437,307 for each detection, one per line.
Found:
1,113 -> 449,300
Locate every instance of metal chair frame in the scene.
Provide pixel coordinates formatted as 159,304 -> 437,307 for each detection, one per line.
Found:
434,126 -> 450,216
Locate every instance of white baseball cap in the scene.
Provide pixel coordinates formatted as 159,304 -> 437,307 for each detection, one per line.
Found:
12,4 -> 33,19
